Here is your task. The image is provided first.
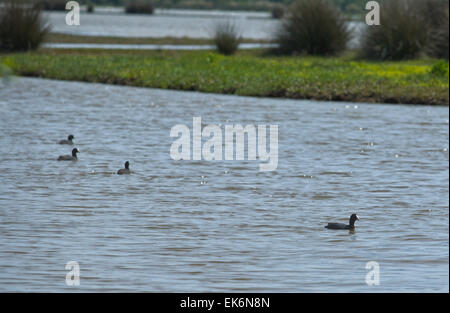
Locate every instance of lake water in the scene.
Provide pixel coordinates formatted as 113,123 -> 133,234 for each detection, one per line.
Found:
42,43 -> 278,50
0,77 -> 448,292
46,9 -> 279,39
45,8 -> 363,45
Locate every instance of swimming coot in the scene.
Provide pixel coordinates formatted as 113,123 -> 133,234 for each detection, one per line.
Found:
117,161 -> 130,175
59,135 -> 74,145
57,148 -> 79,161
325,214 -> 359,230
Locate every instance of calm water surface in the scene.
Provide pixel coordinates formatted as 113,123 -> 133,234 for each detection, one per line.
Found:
42,43 -> 277,50
0,77 -> 448,292
46,8 -> 363,45
46,9 -> 278,39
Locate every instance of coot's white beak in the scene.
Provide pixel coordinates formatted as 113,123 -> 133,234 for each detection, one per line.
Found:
356,215 -> 360,220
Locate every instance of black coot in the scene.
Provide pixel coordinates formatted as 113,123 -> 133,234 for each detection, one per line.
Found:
325,214 -> 359,230
59,134 -> 74,145
58,148 -> 79,161
117,161 -> 130,175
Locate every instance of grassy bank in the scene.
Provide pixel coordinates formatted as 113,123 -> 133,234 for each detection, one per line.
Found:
1,49 -> 448,105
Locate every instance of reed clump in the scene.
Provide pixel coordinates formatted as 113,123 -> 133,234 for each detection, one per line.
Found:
360,0 -> 449,60
0,0 -> 49,52
213,20 -> 241,55
275,0 -> 351,56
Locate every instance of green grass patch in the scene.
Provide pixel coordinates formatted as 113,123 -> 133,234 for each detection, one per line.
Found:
1,49 -> 448,105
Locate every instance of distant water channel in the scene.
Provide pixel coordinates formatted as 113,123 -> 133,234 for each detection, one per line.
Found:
45,8 -> 364,45
42,43 -> 278,50
46,9 -> 279,39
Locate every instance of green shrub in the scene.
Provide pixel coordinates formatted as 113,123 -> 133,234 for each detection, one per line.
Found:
0,0 -> 49,52
430,60 -> 449,77
429,13 -> 449,60
125,0 -> 154,14
213,20 -> 241,56
419,0 -> 449,60
275,0 -> 351,56
359,0 -> 447,60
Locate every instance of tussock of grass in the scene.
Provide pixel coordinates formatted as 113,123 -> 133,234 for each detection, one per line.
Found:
213,20 -> 241,55
1,50 -> 448,105
360,0 -> 449,60
276,0 -> 351,56
0,0 -> 49,52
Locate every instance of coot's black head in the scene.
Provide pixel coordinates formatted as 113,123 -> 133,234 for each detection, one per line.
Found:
68,135 -> 74,140
349,214 -> 359,226
125,161 -> 129,169
72,148 -> 80,157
